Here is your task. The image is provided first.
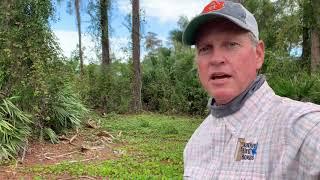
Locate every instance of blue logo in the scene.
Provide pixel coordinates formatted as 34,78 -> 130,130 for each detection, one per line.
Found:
235,138 -> 258,161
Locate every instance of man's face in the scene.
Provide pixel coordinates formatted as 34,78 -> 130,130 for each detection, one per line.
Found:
195,20 -> 264,105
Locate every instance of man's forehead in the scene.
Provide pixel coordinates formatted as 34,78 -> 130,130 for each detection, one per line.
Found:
199,19 -> 248,34
195,19 -> 249,42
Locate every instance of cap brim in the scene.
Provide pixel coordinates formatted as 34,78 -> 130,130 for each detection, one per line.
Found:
182,12 -> 252,45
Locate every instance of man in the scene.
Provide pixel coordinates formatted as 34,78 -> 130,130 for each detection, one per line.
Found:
182,0 -> 320,179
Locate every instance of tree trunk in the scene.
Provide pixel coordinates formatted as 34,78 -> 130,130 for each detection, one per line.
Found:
301,0 -> 311,67
301,26 -> 311,63
311,30 -> 320,72
311,0 -> 320,73
131,0 -> 142,112
100,0 -> 110,66
75,0 -> 83,75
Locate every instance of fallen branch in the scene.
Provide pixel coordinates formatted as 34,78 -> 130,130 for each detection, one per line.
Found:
51,151 -> 79,158
41,151 -> 80,161
101,136 -> 113,144
58,135 -> 70,141
85,120 -> 98,129
0,170 -> 16,174
97,131 -> 115,139
42,152 -> 55,156
57,175 -> 96,180
78,176 -> 96,180
118,131 -> 122,137
19,139 -> 28,163
40,152 -> 55,160
56,156 -> 98,165
43,154 -> 53,160
80,145 -> 104,152
69,134 -> 78,144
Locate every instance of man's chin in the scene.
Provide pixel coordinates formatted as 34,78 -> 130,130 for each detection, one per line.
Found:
210,91 -> 235,105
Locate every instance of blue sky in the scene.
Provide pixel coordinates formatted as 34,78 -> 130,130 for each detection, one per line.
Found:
50,0 -> 210,63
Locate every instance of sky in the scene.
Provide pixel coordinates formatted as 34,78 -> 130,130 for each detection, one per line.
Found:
50,0 -> 211,63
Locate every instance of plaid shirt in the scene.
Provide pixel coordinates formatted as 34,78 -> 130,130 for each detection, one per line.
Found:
184,82 -> 320,180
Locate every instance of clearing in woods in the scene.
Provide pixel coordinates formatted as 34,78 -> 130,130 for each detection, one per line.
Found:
0,113 -> 202,179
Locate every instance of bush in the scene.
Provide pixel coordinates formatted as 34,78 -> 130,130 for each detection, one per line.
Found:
35,86 -> 89,143
0,0 -> 90,161
262,51 -> 320,104
0,97 -> 31,161
79,61 -> 131,114
142,45 -> 208,116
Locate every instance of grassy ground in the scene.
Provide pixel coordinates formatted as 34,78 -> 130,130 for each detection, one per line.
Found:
27,113 -> 202,179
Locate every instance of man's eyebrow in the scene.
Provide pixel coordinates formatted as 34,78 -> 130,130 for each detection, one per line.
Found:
196,42 -> 211,48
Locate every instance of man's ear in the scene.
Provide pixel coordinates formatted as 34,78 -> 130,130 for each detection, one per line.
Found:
255,40 -> 265,70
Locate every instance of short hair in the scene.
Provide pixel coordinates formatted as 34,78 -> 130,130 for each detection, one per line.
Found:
248,32 -> 258,46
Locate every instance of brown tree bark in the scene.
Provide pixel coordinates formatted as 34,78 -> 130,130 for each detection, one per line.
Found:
75,0 -> 83,75
311,0 -> 320,73
131,0 -> 142,112
301,26 -> 311,64
301,0 -> 311,67
311,30 -> 320,72
100,0 -> 110,66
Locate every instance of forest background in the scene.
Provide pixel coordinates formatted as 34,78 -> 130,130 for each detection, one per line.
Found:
0,0 -> 320,176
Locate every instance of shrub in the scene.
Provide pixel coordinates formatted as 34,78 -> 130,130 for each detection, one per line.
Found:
262,52 -> 320,104
33,86 -> 89,143
0,97 -> 31,161
79,61 -> 131,114
142,46 -> 208,116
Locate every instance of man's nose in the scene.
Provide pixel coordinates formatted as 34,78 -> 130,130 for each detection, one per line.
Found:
209,49 -> 225,66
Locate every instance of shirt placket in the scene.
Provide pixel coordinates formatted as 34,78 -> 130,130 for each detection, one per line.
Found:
213,120 -> 234,178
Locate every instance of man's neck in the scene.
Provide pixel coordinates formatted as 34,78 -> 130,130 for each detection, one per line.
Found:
210,75 -> 265,118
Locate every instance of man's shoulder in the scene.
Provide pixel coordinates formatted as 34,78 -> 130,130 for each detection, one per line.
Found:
256,81 -> 320,121
275,96 -> 320,139
278,97 -> 320,175
277,96 -> 320,117
192,115 -> 215,133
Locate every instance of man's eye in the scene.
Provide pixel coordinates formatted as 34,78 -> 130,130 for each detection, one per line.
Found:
198,46 -> 211,54
226,42 -> 240,48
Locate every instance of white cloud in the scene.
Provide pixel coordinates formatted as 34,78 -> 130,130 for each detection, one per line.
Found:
110,36 -> 131,60
53,30 -> 96,63
53,0 -> 212,62
53,30 -> 131,63
53,31 -> 78,57
118,0 -> 210,23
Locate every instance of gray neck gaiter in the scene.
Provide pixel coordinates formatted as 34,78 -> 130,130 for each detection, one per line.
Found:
209,75 -> 265,118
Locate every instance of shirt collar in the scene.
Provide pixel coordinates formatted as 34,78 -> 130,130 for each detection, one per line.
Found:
210,75 -> 266,118
210,78 -> 276,135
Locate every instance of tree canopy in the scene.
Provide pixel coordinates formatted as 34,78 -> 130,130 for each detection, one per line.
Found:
0,0 -> 319,162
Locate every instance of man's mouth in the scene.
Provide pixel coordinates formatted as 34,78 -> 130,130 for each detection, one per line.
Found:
210,73 -> 231,80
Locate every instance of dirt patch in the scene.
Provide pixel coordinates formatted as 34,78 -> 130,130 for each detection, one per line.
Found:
0,128 -> 123,179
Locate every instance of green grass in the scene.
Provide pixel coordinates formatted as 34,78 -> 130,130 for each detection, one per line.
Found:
27,113 -> 202,179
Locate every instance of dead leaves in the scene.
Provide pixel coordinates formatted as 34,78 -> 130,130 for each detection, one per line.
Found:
35,127 -> 122,165
85,119 -> 99,129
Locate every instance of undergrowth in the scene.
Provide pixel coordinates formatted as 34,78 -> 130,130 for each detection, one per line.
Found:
27,113 -> 202,179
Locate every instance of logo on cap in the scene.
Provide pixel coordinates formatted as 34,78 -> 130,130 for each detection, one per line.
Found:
202,0 -> 225,14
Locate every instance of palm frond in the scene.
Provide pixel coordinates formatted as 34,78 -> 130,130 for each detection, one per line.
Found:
44,128 -> 59,144
35,86 -> 88,141
0,97 -> 31,162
